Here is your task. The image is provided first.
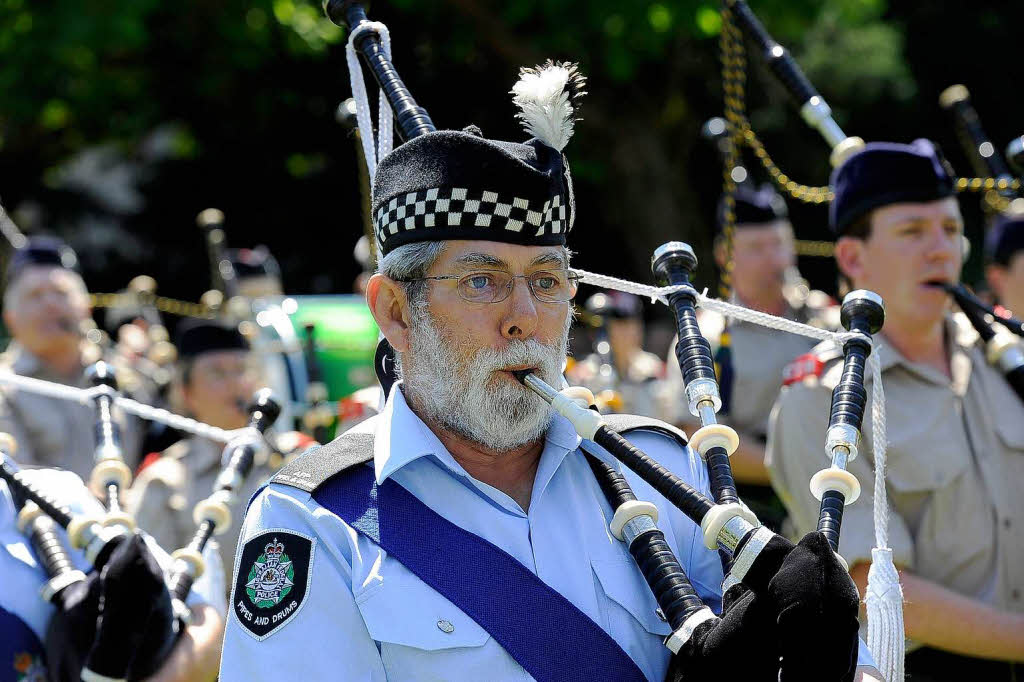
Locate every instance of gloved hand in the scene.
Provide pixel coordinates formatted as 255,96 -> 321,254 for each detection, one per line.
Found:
666,585 -> 780,682
45,533 -> 178,681
766,532 -> 860,682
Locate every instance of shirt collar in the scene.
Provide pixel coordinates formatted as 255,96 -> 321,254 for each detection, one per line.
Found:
875,315 -> 978,390
373,383 -> 583,492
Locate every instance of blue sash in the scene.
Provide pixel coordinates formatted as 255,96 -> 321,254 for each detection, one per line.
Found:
312,465 -> 648,682
0,604 -> 46,682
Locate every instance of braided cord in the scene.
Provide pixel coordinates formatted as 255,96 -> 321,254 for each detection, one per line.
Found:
89,292 -> 215,320
718,6 -> 1022,210
0,372 -> 243,442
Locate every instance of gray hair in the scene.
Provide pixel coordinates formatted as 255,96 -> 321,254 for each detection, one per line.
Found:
377,241 -> 448,309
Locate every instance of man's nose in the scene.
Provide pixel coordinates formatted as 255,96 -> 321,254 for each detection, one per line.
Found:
501,277 -> 538,340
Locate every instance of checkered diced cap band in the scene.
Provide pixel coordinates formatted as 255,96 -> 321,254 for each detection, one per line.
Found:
374,187 -> 568,254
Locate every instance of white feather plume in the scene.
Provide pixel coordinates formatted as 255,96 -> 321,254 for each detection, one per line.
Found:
511,61 -> 586,152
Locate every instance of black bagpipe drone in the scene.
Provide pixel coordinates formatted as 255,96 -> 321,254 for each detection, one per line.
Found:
329,1 -> 873,678
0,389 -> 281,681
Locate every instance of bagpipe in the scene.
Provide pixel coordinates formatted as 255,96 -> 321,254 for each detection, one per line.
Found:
0,388 -> 281,681
332,1 -> 876,679
934,86 -> 1024,403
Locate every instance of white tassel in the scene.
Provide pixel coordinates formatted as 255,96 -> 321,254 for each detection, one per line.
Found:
866,548 -> 905,682
864,349 -> 905,682
511,61 -> 587,152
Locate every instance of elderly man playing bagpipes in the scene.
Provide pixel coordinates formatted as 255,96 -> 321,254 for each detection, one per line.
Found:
219,4 -> 883,680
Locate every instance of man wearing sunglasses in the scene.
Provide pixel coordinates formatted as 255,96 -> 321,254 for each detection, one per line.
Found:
220,63 -> 879,681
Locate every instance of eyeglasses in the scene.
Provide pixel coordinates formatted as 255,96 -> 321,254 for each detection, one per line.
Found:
398,269 -> 581,304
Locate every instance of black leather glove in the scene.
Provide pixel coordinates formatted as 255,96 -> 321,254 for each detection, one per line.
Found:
766,532 -> 860,682
45,533 -> 178,681
666,584 -> 781,682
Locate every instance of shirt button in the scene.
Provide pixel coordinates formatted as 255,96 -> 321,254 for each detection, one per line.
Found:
1013,590 -> 1021,601
1004,518 -> 1012,530
437,619 -> 455,633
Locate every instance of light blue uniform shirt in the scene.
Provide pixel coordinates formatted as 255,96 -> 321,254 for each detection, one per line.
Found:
221,388 -> 725,681
0,469 -> 226,646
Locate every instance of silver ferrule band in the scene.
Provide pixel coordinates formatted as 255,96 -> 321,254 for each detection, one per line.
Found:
40,569 -> 87,603
215,468 -> 244,493
622,515 -> 658,547
825,423 -> 860,463
83,525 -> 122,566
721,573 -> 740,594
665,607 -> 719,654
686,378 -> 722,417
717,515 -> 755,554
727,526 -> 776,584
800,97 -> 846,147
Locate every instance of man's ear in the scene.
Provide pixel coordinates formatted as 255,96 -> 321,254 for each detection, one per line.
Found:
366,274 -> 415,353
834,237 -> 865,285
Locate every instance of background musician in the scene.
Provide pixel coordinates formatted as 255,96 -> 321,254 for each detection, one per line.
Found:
567,291 -> 666,418
663,184 -> 836,529
0,237 -> 148,479
984,209 -> 1024,317
129,320 -> 289,583
767,139 -> 1024,680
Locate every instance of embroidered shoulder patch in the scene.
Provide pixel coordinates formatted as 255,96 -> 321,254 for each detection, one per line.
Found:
232,529 -> 315,640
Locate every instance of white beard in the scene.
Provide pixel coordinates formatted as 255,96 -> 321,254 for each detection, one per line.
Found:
403,310 -> 570,452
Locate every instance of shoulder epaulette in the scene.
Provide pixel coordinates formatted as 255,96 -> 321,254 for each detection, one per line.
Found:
604,413 -> 688,447
782,339 -> 844,386
271,426 -> 375,493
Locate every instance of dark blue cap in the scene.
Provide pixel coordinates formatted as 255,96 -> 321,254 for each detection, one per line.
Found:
585,291 -> 642,319
7,236 -> 79,284
717,183 -> 788,229
175,319 -> 249,360
985,212 -> 1024,265
371,129 -> 572,257
829,139 -> 956,235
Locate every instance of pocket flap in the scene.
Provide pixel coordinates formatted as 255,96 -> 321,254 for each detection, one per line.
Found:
357,583 -> 491,651
591,558 -> 671,637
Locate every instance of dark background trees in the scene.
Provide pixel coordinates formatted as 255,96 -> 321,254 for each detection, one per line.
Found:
1,0 -> 1020,312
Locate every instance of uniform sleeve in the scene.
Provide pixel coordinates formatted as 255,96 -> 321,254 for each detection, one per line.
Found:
765,383 -> 914,571
128,468 -> 187,562
219,484 -> 387,682
0,391 -> 38,467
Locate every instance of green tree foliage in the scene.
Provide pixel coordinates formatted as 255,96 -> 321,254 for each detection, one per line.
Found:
0,0 -> 1019,298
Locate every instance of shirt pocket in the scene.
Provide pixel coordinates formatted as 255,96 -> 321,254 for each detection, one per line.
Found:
993,413 -> 1024,454
356,580 -> 495,681
591,557 -> 672,640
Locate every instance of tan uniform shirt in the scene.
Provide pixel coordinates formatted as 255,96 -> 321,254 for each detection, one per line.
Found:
129,435 -> 281,584
0,344 -> 145,480
766,314 -> 1024,614
664,290 -> 838,437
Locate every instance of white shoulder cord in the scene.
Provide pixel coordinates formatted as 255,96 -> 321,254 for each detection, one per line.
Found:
0,372 -> 244,443
576,268 -> 903,680
346,20 -> 394,182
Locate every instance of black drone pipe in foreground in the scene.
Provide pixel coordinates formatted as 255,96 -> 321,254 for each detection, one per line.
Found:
650,242 -> 740,508
811,291 -> 884,553
324,0 -> 436,140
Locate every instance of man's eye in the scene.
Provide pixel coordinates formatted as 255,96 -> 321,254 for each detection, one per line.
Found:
466,274 -> 494,290
534,275 -> 559,290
